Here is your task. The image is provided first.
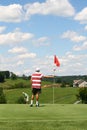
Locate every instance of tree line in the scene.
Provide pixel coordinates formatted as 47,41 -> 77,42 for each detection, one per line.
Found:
0,71 -> 18,82
0,71 -> 31,83
43,75 -> 87,87
0,71 -> 87,84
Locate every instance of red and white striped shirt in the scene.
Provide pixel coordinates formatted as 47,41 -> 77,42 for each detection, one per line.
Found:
31,72 -> 43,89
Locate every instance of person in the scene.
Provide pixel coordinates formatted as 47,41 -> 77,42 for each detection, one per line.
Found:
30,67 -> 54,107
22,92 -> 29,104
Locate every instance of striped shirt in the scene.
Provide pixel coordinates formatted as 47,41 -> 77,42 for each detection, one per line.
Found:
31,72 -> 43,89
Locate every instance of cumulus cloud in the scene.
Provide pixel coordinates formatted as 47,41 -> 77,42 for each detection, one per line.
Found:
8,46 -> 28,54
61,30 -> 86,42
84,25 -> 87,31
0,26 -> 6,33
18,52 -> 36,59
59,52 -> 87,75
0,52 -> 87,76
32,36 -> 50,46
0,30 -> 34,45
16,60 -> 24,65
74,7 -> 87,24
0,4 -> 25,22
25,0 -> 75,19
0,0 -> 75,23
73,41 -> 87,51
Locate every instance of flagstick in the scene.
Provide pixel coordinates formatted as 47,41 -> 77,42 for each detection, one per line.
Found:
53,68 -> 56,104
53,55 -> 60,104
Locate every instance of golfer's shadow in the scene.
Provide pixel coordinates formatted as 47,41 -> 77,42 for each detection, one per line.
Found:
39,104 -> 46,107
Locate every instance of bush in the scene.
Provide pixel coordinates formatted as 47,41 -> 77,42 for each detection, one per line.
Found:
7,82 -> 30,89
16,96 -> 26,104
15,82 -> 24,88
76,87 -> 87,104
60,83 -> 66,88
0,87 -> 7,103
0,73 -> 5,82
10,72 -> 17,80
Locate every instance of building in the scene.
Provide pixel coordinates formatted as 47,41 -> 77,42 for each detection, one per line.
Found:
73,79 -> 87,87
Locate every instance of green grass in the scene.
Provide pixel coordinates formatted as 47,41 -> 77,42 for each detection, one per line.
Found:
4,87 -> 78,104
0,79 -> 52,89
4,88 -> 31,103
0,104 -> 87,130
1,78 -> 78,104
0,79 -> 86,130
0,78 -> 31,89
41,87 -> 78,104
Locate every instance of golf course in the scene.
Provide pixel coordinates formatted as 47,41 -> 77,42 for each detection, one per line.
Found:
0,78 -> 87,130
0,0 -> 87,129
0,104 -> 87,130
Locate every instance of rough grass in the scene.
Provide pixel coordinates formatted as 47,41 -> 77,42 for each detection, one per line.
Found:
4,87 -> 78,104
0,104 -> 87,130
1,78 -> 79,104
0,79 -> 51,89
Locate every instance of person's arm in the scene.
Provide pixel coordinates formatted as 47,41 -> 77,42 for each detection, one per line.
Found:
30,77 -> 32,87
43,75 -> 54,78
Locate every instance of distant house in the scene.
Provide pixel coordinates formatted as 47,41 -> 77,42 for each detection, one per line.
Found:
73,80 -> 87,87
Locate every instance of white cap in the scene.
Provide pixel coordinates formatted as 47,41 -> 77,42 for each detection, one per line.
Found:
35,67 -> 40,72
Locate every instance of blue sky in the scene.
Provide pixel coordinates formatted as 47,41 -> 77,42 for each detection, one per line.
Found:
0,0 -> 87,76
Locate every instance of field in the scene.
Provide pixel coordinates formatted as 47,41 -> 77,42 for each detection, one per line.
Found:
0,78 -> 79,104
0,104 -> 87,130
0,79 -> 86,129
4,87 -> 78,104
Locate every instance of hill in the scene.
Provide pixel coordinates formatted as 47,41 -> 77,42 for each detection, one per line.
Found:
44,75 -> 87,84
4,87 -> 78,104
0,78 -> 79,104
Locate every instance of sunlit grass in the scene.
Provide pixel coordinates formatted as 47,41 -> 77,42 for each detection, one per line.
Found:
0,104 -> 87,130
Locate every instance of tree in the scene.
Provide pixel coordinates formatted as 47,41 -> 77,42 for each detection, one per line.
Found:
22,74 -> 28,80
0,73 -> 5,82
60,82 -> 66,88
10,72 -> 17,80
76,87 -> 87,104
56,78 -> 62,83
4,71 -> 10,78
0,87 -> 7,103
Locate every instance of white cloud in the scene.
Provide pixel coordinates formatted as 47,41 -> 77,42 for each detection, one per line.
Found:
16,60 -> 24,65
61,30 -> 86,42
0,30 -> 34,45
25,0 -> 75,19
0,26 -> 6,33
18,52 -> 36,59
84,25 -> 87,31
74,7 -> 87,24
73,41 -> 87,51
37,37 -> 49,42
0,4 -> 25,22
0,52 -> 87,76
0,0 -> 75,23
8,46 -> 27,54
23,69 -> 31,75
59,53 -> 87,75
32,36 -> 50,46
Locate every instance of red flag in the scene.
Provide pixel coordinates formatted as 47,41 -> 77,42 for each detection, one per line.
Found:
54,55 -> 60,67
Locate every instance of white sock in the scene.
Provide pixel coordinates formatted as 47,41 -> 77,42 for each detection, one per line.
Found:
31,100 -> 33,105
36,101 -> 39,105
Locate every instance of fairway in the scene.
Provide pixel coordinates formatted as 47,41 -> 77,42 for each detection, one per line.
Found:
0,104 -> 87,130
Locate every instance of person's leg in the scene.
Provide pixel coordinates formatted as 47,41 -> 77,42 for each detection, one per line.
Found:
26,97 -> 29,104
30,94 -> 34,106
36,93 -> 39,106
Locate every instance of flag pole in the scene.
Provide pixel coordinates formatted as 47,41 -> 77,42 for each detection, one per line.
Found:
53,55 -> 60,104
53,68 -> 56,104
